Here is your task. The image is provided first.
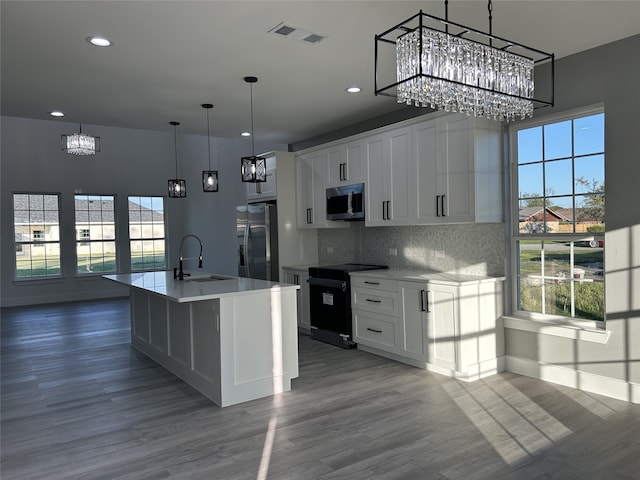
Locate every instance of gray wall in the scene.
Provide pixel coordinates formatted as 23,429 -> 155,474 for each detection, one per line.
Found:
500,34 -> 640,394
1,116 -> 284,306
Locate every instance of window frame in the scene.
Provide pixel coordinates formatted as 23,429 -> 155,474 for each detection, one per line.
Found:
509,105 -> 605,328
128,196 -> 167,272
12,192 -> 63,280
74,194 -> 118,275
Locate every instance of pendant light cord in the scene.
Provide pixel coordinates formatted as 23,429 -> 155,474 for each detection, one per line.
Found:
488,0 -> 493,46
206,108 -> 212,170
250,81 -> 256,156
173,123 -> 178,177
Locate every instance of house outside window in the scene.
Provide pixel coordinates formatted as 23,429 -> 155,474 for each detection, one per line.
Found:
128,196 -> 166,271
13,193 -> 62,278
75,195 -> 117,274
511,108 -> 605,322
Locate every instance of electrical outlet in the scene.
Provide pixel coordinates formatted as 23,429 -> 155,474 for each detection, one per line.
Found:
388,248 -> 397,256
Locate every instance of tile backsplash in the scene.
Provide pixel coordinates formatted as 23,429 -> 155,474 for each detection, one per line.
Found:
318,222 -> 505,276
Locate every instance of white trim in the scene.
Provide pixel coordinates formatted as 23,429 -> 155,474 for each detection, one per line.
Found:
503,315 -> 610,344
506,355 -> 640,404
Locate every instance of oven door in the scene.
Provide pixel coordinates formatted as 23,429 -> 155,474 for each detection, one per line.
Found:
308,277 -> 350,334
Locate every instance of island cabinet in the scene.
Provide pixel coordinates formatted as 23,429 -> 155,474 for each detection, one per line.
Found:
351,271 -> 505,382
106,272 -> 300,408
364,128 -> 412,226
282,266 -> 311,334
411,114 -> 503,224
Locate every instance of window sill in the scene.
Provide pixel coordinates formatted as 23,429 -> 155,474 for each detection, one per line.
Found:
502,315 -> 610,344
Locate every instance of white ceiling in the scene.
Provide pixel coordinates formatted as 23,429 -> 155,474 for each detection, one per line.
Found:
2,1 -> 640,145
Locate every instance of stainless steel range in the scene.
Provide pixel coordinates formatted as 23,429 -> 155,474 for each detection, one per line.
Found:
307,263 -> 387,349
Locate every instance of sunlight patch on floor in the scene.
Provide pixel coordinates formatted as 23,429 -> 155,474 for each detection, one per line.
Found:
439,376 -> 572,465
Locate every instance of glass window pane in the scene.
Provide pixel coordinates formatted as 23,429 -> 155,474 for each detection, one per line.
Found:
544,120 -> 572,160
576,194 -> 605,231
517,127 -> 542,164
518,163 -> 543,198
547,196 -> 574,234
574,113 -> 604,156
545,159 -> 573,196
575,155 -> 604,194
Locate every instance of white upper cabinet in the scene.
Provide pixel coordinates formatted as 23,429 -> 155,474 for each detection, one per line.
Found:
327,141 -> 363,187
296,112 -> 502,228
412,114 -> 502,224
295,151 -> 347,229
365,127 -> 412,226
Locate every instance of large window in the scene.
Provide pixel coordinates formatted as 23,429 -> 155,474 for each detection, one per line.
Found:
75,195 -> 117,274
13,193 -> 62,278
128,196 -> 166,271
512,109 -> 605,322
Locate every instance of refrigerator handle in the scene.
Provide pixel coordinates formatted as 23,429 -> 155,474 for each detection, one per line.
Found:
243,223 -> 251,278
238,244 -> 245,267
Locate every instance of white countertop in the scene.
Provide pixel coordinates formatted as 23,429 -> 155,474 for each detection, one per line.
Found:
103,270 -> 299,303
349,269 -> 505,285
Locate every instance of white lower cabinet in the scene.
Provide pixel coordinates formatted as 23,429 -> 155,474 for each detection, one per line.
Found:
352,272 -> 504,381
282,266 -> 311,334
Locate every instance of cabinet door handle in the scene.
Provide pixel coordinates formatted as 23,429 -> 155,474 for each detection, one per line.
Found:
342,163 -> 347,180
294,274 -> 299,285
420,289 -> 427,312
364,281 -> 380,285
382,201 -> 386,220
436,195 -> 440,217
307,208 -> 313,224
366,327 -> 383,333
441,194 -> 446,217
365,298 -> 382,303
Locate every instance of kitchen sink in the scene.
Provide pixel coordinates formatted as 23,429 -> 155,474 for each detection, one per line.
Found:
184,274 -> 231,282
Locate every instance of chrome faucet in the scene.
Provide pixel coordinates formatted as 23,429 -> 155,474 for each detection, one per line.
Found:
174,234 -> 203,280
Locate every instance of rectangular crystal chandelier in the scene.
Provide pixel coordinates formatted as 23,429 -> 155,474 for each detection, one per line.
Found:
61,125 -> 100,155
375,2 -> 554,122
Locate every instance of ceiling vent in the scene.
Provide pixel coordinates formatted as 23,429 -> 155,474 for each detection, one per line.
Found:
268,22 -> 325,44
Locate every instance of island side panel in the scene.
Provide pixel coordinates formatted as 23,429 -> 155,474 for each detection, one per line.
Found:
130,288 -> 150,345
189,300 -> 222,405
218,288 -> 299,407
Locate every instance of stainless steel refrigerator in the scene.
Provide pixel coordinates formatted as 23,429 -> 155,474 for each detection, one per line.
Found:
236,202 -> 279,281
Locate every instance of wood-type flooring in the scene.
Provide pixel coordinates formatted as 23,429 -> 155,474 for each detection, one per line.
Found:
2,298 -> 639,479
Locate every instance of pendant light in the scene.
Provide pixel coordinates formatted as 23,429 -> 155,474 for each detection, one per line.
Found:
168,121 -> 186,198
201,104 -> 219,192
240,76 -> 267,183
61,124 -> 100,155
375,0 -> 554,121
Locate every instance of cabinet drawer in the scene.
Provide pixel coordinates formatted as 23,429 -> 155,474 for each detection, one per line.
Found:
350,275 -> 397,292
353,310 -> 397,352
352,287 -> 399,316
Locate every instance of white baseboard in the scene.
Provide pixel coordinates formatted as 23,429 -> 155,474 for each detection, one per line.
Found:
506,355 -> 640,404
1,289 -> 128,307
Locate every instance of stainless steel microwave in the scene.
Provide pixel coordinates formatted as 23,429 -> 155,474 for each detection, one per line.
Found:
326,183 -> 365,221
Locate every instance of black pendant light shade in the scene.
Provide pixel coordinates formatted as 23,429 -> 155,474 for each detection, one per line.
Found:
201,103 -> 219,192
241,76 -> 267,183
168,121 -> 186,198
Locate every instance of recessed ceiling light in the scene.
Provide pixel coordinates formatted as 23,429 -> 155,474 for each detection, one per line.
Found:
49,111 -> 65,117
241,131 -> 251,137
86,36 -> 112,47
346,86 -> 361,93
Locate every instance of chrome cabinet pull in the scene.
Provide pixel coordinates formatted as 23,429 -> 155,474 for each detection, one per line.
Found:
441,194 -> 446,217
436,195 -> 440,217
366,327 -> 382,333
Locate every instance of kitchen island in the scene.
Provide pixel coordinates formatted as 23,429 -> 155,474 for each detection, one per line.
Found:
104,271 -> 299,407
